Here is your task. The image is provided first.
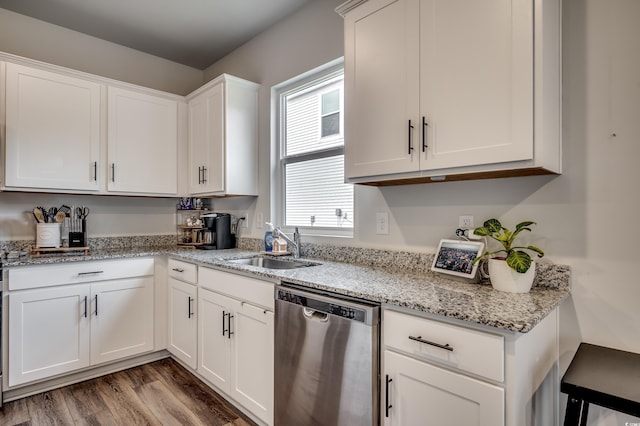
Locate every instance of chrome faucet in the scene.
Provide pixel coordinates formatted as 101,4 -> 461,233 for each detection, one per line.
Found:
273,226 -> 301,258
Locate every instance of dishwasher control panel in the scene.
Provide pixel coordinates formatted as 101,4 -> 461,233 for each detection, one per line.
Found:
277,286 -> 375,324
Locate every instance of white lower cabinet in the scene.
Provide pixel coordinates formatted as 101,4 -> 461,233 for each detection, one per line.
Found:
90,277 -> 154,365
168,277 -> 198,369
384,350 -> 504,426
198,288 -> 234,390
8,284 -> 91,386
198,267 -> 274,426
382,308 -> 559,426
7,259 -> 155,387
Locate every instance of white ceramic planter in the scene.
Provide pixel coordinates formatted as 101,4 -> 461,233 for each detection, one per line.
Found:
488,259 -> 536,293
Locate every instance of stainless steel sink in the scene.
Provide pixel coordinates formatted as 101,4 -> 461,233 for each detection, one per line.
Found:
228,256 -> 318,270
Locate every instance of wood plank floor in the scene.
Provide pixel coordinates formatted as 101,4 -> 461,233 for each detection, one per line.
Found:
0,358 -> 257,426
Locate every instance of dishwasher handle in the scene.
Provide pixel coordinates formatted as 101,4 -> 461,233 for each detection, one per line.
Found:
303,307 -> 329,322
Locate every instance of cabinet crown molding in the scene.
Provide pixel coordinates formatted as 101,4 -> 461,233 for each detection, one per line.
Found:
336,0 -> 370,17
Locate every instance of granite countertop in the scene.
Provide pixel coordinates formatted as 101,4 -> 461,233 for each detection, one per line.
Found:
2,245 -> 571,333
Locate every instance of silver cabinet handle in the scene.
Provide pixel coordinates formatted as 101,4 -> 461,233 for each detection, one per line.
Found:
111,163 -> 116,182
78,271 -> 104,276
172,268 -> 185,273
408,335 -> 454,352
201,166 -> 207,184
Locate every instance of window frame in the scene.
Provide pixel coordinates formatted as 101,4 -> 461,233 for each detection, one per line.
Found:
272,58 -> 353,238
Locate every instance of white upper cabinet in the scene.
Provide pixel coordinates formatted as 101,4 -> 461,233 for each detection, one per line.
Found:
339,0 -> 561,184
107,87 -> 179,195
342,0 -> 421,178
4,62 -> 102,191
187,74 -> 259,196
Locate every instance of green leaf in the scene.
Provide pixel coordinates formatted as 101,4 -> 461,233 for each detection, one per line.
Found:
506,250 -> 532,273
527,245 -> 545,258
515,221 -> 535,232
484,219 -> 502,233
473,227 -> 491,237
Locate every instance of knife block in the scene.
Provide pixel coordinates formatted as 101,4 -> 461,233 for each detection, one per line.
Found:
69,219 -> 87,247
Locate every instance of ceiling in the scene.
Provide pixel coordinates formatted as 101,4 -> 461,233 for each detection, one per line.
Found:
0,0 -> 314,69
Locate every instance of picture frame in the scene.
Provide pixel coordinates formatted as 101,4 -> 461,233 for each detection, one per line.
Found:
431,239 -> 485,283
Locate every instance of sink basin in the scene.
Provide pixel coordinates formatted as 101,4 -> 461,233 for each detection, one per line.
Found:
228,256 -> 318,270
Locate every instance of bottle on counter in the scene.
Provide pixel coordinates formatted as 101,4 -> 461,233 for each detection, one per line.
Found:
264,222 -> 275,252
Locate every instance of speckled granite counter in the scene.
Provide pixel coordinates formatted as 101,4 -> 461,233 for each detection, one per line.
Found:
167,249 -> 570,333
1,238 -> 570,334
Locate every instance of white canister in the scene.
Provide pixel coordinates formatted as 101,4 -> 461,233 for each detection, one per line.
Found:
36,223 -> 61,248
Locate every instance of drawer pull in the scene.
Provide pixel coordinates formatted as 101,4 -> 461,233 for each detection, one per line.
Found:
172,268 -> 185,273
409,335 -> 454,352
78,271 -> 104,276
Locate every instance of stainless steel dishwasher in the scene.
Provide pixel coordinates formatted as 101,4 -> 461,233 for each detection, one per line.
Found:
275,283 -> 380,426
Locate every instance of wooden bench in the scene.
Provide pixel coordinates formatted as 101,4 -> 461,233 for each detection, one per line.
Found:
561,342 -> 640,426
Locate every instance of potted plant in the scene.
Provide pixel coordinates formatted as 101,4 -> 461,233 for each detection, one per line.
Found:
473,219 -> 544,293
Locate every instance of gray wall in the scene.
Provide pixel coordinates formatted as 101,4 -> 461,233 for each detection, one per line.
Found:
0,8 -> 203,94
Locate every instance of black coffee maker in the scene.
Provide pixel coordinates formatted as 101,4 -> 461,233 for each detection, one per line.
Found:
197,213 -> 235,250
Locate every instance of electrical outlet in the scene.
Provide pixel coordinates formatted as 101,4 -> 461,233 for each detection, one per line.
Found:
376,212 -> 389,235
459,215 -> 474,229
241,212 -> 249,228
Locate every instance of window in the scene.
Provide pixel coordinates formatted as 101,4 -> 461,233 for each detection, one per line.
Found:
274,60 -> 353,235
321,89 -> 340,138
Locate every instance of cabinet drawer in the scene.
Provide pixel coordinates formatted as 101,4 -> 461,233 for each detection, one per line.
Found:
8,258 -> 155,291
168,259 -> 197,284
384,309 -> 504,382
199,267 -> 274,311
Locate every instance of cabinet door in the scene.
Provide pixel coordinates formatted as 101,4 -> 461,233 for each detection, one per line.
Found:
188,83 -> 225,194
107,87 -> 178,195
344,0 -> 420,179
90,277 -> 154,365
419,0 -> 533,170
198,288 -> 234,391
8,284 -> 91,386
168,278 -> 198,369
232,302 -> 274,425
5,63 -> 101,191
383,350 -> 504,426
